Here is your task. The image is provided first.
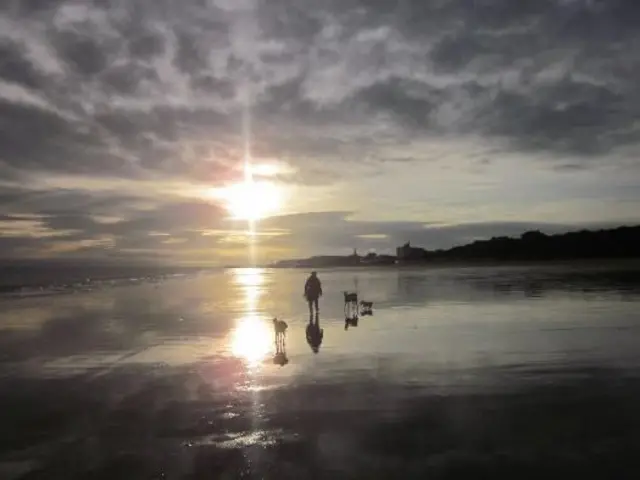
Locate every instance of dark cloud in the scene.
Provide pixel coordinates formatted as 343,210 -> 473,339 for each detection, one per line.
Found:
356,78 -> 436,129
110,200 -> 226,235
56,32 -> 109,77
0,101 -> 77,167
2,0 -> 637,176
174,29 -> 210,75
0,187 -> 144,218
0,40 -> 45,89
11,0 -> 68,16
100,62 -> 159,95
0,100 -> 137,177
28,199 -> 227,241
127,30 -> 166,59
190,74 -> 235,96
473,78 -> 631,155
256,0 -> 324,43
0,189 -> 229,261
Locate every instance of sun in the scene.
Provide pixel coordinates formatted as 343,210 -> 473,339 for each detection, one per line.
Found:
208,176 -> 283,221
205,159 -> 286,222
221,179 -> 282,221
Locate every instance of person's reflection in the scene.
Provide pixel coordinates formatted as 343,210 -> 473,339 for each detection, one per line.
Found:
306,313 -> 324,353
272,318 -> 289,366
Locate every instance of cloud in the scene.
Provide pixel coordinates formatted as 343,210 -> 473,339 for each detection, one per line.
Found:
0,0 -> 639,263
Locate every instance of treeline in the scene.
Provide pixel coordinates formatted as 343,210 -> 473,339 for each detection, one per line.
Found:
425,225 -> 640,262
271,225 -> 640,268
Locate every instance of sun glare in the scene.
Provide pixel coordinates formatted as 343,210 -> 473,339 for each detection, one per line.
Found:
209,178 -> 283,221
231,316 -> 272,365
227,180 -> 281,221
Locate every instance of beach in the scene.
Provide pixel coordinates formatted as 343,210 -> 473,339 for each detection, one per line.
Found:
1,264 -> 640,479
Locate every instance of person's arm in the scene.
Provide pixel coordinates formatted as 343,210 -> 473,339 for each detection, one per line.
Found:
319,280 -> 323,296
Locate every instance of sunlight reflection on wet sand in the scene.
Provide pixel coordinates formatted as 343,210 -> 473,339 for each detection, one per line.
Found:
231,317 -> 271,366
229,268 -> 271,368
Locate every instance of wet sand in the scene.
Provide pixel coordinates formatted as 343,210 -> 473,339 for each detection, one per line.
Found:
1,265 -> 639,478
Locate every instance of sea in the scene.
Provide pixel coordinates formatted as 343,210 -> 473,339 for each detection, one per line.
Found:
1,262 -> 640,479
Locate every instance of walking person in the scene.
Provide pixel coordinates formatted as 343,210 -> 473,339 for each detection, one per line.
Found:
304,271 -> 322,316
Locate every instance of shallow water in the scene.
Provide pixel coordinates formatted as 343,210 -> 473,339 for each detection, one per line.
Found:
1,264 -> 640,479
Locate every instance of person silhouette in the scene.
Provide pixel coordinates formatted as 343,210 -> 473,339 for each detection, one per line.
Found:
304,271 -> 322,316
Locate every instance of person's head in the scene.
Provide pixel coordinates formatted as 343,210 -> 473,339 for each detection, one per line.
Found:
311,271 -> 317,277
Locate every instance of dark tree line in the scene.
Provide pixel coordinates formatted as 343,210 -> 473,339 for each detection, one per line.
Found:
272,225 -> 640,268
424,225 -> 640,262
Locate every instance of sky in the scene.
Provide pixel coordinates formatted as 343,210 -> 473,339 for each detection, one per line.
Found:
0,0 -> 639,266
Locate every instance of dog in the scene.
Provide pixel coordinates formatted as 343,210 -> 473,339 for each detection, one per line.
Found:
360,301 -> 373,316
272,318 -> 288,334
272,318 -> 288,352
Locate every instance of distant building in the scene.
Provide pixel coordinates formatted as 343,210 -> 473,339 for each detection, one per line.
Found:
396,242 -> 426,262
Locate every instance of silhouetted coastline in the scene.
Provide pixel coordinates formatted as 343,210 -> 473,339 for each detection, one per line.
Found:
271,225 -> 640,268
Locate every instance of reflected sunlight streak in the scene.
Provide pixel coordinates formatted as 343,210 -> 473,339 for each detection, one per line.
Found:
230,268 -> 270,366
234,267 -> 264,288
231,316 -> 272,366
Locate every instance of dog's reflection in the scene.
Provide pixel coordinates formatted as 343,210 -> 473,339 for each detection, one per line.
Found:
272,318 -> 289,366
306,313 -> 324,354
344,300 -> 373,329
360,301 -> 373,316
344,316 -> 359,330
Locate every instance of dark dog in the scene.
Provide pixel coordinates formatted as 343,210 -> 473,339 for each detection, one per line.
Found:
272,318 -> 288,335
272,318 -> 287,349
272,318 -> 288,365
360,301 -> 373,316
